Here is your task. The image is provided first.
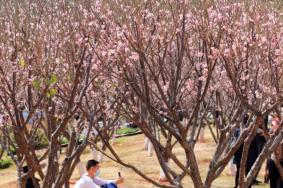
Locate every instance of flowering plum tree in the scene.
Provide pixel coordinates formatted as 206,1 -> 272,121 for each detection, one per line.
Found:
0,1 -> 104,187
91,1 -> 283,188
210,2 -> 283,187
1,1 -> 283,188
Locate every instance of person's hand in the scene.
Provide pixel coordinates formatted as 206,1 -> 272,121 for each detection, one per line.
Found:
116,177 -> 124,184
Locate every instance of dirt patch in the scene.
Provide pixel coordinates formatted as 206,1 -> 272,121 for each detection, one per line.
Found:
0,131 -> 269,188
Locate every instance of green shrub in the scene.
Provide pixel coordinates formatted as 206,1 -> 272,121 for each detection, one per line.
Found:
116,127 -> 139,135
0,146 -> 17,156
0,158 -> 12,169
59,137 -> 69,147
8,146 -> 16,155
59,137 -> 69,145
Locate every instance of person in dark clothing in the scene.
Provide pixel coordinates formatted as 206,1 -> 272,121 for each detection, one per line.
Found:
251,116 -> 269,184
267,159 -> 283,188
233,115 -> 267,188
23,166 -> 39,188
234,135 -> 259,188
253,132 -> 266,184
265,117 -> 283,188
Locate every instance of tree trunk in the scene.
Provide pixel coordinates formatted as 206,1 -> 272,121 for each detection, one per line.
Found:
159,161 -> 170,181
16,163 -> 23,188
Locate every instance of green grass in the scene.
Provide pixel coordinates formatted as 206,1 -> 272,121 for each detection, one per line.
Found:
114,137 -> 129,143
0,158 -> 12,169
116,127 -> 140,135
59,137 -> 69,145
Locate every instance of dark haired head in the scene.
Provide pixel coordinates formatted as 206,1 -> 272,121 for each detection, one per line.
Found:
86,160 -> 99,171
74,114 -> 80,120
23,165 -> 29,173
215,110 -> 220,119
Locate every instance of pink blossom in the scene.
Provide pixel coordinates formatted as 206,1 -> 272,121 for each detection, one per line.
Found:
129,52 -> 139,61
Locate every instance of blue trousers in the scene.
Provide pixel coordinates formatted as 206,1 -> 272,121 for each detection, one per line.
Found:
101,183 -> 118,188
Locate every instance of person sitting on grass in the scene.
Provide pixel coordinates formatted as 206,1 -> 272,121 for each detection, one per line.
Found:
74,160 -> 124,188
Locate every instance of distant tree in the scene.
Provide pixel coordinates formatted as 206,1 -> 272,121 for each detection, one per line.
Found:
1,1 -> 283,188
91,1 -> 283,188
0,1 -> 103,187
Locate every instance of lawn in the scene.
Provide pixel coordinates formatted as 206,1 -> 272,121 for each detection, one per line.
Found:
0,130 -> 269,188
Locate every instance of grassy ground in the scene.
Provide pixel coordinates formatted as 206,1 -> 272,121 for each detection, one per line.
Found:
0,131 -> 269,188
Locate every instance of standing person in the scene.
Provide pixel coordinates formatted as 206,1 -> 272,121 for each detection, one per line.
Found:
234,115 -> 266,188
74,160 -> 124,188
252,115 -> 269,185
234,135 -> 259,188
265,117 -> 283,188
